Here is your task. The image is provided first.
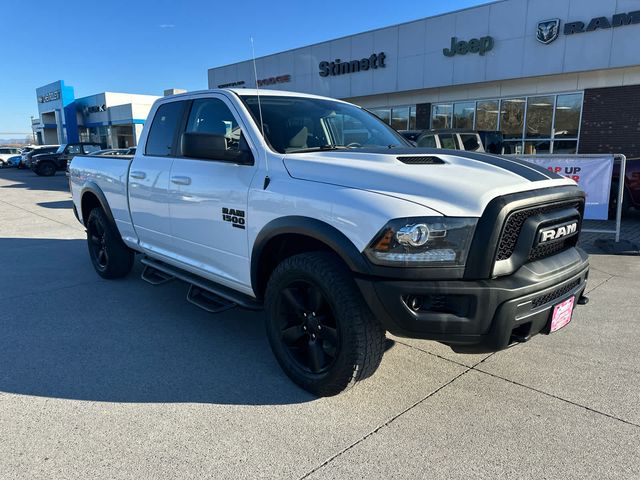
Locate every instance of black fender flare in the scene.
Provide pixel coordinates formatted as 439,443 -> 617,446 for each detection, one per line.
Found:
79,182 -> 117,231
250,216 -> 371,295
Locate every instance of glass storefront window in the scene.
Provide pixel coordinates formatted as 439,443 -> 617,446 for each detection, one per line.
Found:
476,100 -> 499,130
391,106 -> 410,131
409,106 -> 417,130
502,140 -> 523,155
431,104 -> 453,129
554,94 -> 582,138
524,140 -> 551,154
453,102 -> 475,129
370,108 -> 391,125
500,98 -> 525,139
552,140 -> 578,154
526,96 -> 554,138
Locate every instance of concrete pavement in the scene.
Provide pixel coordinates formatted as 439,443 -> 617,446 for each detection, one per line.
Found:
0,168 -> 638,479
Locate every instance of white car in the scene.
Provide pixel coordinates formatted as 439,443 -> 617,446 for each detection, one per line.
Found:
69,89 -> 590,396
0,147 -> 22,167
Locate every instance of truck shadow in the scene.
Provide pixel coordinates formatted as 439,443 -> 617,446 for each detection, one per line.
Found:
0,238 -> 315,406
0,168 -> 70,193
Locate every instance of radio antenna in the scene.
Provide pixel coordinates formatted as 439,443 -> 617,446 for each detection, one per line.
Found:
251,36 -> 270,188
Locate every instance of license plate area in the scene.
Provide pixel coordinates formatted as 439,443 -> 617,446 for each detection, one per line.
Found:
549,296 -> 575,333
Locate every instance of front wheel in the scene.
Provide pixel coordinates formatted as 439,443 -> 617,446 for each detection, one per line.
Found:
264,252 -> 386,396
86,208 -> 134,279
35,161 -> 56,176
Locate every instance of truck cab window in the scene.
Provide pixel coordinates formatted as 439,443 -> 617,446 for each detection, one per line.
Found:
67,145 -> 82,154
145,101 -> 186,157
186,98 -> 242,151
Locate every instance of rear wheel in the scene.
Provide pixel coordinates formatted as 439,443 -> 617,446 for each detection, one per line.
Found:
264,252 -> 386,396
36,161 -> 56,176
86,208 -> 134,279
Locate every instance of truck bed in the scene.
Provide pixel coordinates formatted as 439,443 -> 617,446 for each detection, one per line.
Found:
68,154 -> 137,245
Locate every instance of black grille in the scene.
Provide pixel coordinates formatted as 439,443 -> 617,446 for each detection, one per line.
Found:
496,200 -> 582,261
531,278 -> 581,309
397,156 -> 445,165
529,239 -> 570,261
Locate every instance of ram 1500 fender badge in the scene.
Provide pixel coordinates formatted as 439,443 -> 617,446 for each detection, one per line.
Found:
222,207 -> 246,229
539,222 -> 578,243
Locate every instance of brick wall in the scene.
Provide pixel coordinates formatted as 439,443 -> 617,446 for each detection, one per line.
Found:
579,85 -> 640,158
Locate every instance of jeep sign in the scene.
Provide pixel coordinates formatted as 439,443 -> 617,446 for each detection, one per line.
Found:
443,36 -> 494,57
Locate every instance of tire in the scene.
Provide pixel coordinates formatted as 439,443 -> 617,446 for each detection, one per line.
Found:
36,161 -> 56,176
264,252 -> 386,396
86,207 -> 134,279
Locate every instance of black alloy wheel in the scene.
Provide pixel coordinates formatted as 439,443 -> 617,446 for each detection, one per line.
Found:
37,162 -> 56,176
88,215 -> 109,271
264,252 -> 386,396
85,208 -> 134,279
275,280 -> 340,375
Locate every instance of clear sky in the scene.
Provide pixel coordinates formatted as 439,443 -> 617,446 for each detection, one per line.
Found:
0,0 -> 491,138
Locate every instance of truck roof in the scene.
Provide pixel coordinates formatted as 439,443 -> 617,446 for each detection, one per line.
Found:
162,88 -> 352,105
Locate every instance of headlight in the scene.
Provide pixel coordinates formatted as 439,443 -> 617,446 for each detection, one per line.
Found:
365,217 -> 477,267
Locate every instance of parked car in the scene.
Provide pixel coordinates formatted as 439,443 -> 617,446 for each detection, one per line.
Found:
20,146 -> 60,169
94,148 -> 130,156
69,89 -> 589,396
0,147 -> 22,167
6,155 -> 22,167
399,129 -> 485,152
30,142 -> 101,176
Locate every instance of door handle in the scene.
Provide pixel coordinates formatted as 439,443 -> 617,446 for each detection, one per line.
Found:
171,176 -> 192,185
130,171 -> 146,180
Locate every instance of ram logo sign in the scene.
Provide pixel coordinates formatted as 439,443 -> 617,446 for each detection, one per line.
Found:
539,222 -> 578,243
536,19 -> 561,44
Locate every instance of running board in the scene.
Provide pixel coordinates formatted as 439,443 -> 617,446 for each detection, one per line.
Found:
187,285 -> 236,313
141,265 -> 175,285
139,257 -> 262,312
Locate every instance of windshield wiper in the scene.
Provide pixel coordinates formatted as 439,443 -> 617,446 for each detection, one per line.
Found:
287,145 -> 352,153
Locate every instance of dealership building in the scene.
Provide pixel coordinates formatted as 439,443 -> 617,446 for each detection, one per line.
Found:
208,0 -> 640,157
33,80 -> 160,148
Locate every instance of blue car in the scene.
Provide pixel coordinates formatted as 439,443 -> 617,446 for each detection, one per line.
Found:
6,155 -> 21,167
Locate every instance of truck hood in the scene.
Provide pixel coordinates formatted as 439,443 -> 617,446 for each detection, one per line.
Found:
283,148 -> 577,217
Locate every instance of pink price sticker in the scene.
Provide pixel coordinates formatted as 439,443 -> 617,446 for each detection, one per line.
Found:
550,296 -> 575,333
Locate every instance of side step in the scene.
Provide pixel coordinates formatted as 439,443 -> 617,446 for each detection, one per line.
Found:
187,285 -> 236,313
139,256 -> 262,312
141,265 -> 175,285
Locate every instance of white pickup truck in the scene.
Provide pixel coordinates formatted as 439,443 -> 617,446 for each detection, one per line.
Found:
69,89 -> 590,396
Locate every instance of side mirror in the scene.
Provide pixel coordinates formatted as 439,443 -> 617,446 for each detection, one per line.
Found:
181,132 -> 254,165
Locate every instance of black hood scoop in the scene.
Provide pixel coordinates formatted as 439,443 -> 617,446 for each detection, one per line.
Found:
396,156 -> 445,165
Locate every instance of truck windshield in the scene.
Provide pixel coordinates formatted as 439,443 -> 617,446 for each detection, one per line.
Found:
242,95 -> 409,154
56,145 -> 67,154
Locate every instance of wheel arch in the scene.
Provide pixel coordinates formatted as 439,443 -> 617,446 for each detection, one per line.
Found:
251,216 -> 370,300
80,182 -> 117,230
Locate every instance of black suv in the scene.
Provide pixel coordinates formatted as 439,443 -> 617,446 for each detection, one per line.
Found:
31,143 -> 102,176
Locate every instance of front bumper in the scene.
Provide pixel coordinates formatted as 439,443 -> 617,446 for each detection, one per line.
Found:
356,247 -> 589,353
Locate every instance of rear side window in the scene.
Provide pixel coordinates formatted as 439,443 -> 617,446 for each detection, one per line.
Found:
439,134 -> 458,149
417,135 -> 436,148
145,101 -> 186,156
460,134 -> 481,151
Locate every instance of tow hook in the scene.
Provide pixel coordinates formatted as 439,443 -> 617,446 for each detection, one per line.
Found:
577,295 -> 589,305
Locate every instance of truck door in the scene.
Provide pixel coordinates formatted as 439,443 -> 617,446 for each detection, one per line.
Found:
128,100 -> 187,256
167,95 -> 258,291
